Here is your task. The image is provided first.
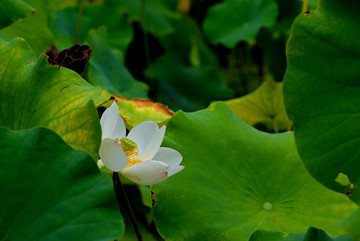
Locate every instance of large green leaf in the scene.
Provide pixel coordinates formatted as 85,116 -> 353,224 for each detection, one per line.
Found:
226,79 -> 289,132
116,0 -> 180,36
152,102 -> 357,241
0,10 -> 54,55
0,0 -> 77,55
0,38 -> 102,160
86,28 -> 149,99
0,0 -> 35,29
0,127 -> 124,241
283,0 -> 360,200
203,0 -> 279,48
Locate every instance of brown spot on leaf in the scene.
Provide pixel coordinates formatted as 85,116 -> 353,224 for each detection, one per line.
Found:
150,190 -> 157,207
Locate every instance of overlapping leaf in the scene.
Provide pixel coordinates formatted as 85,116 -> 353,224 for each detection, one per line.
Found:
152,102 -> 357,241
0,127 -> 124,241
115,0 -> 180,36
0,10 -> 54,55
0,0 -> 35,29
203,0 -> 279,47
115,97 -> 173,129
226,79 -> 289,132
283,0 -> 360,201
0,0 -> 79,55
0,38 -> 102,160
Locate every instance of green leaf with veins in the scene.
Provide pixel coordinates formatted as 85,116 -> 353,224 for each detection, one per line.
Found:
203,0 -> 279,47
226,79 -> 289,132
0,127 -> 124,241
0,38 -> 103,160
86,27 -> 148,99
152,102 -> 357,241
283,0 -> 360,202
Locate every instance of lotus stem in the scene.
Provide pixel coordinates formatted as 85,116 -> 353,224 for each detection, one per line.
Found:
302,0 -> 308,13
75,0 -> 85,44
113,172 -> 143,241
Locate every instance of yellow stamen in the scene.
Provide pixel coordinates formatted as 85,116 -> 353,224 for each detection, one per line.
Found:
118,137 -> 142,167
127,159 -> 142,167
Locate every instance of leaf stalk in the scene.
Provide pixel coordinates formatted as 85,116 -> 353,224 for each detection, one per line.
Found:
75,0 -> 85,44
301,0 -> 308,13
113,172 -> 143,241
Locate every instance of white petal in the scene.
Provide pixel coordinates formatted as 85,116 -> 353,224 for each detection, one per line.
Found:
139,126 -> 166,161
100,102 -> 126,140
127,122 -> 165,160
152,148 -> 184,176
99,138 -> 128,172
150,160 -> 170,171
120,161 -> 168,185
152,147 -> 183,166
150,159 -> 183,176
168,165 -> 184,177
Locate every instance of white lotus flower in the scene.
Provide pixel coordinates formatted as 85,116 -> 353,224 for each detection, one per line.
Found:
98,102 -> 184,185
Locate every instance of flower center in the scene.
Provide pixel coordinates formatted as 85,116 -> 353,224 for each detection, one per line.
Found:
120,137 -> 137,151
118,137 -> 142,167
